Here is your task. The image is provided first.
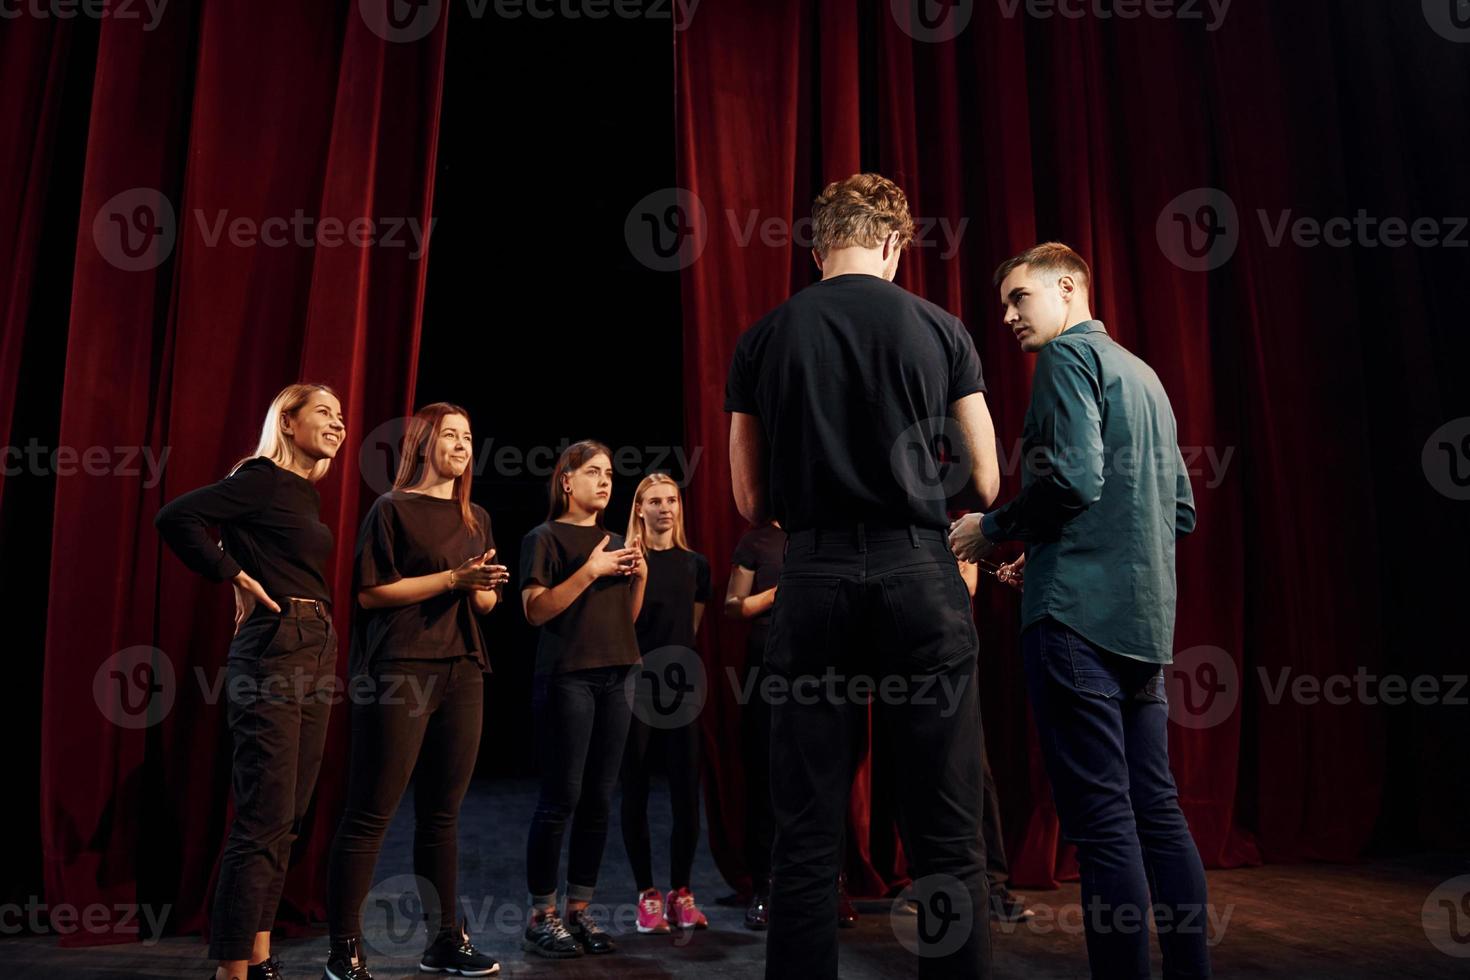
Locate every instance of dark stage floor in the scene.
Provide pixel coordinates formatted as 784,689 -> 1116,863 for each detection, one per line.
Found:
4,778 -> 1465,978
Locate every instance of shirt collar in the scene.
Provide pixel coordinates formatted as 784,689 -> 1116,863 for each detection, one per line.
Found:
1061,319 -> 1106,337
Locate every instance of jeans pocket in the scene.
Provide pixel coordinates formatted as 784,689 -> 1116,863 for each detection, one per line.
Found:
764,575 -> 841,677
1062,628 -> 1121,699
878,564 -> 978,673
1134,668 -> 1168,704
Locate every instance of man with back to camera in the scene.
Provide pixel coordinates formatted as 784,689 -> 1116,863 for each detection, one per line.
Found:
726,172 -> 1000,979
949,243 -> 1211,979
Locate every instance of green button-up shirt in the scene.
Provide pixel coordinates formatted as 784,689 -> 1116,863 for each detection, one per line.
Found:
982,320 -> 1195,664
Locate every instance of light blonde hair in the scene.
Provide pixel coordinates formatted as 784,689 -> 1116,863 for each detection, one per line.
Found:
233,382 -> 341,482
625,473 -> 690,551
811,173 -> 916,259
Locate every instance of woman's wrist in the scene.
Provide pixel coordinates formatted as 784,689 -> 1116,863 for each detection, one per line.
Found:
447,568 -> 458,591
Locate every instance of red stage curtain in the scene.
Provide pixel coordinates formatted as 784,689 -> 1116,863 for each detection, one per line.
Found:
677,1 -> 1468,895
24,2 -> 447,945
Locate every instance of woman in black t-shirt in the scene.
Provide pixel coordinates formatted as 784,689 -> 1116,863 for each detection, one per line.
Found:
619,473 -> 712,935
154,383 -> 344,980
518,440 -> 646,958
322,403 -> 507,980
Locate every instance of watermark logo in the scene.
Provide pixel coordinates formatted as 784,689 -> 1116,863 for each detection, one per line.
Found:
891,416 -> 973,501
1422,417 -> 1470,501
0,0 -> 170,30
891,874 -> 974,957
1424,875 -> 1470,957
362,873 -> 441,958
1165,645 -> 1238,730
93,646 -> 176,730
93,187 -> 177,272
1424,0 -> 1470,43
891,0 -> 974,43
624,187 -> 708,272
359,0 -> 442,42
627,645 -> 706,729
1157,187 -> 1239,272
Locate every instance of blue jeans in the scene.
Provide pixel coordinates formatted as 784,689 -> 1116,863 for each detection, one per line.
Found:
1022,618 -> 1211,980
525,665 -> 634,906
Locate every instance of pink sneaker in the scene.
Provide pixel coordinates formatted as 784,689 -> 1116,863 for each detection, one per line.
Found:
636,887 -> 671,934
666,887 -> 709,930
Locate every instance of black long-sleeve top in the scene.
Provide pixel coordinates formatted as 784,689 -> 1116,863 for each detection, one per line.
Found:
155,456 -> 334,604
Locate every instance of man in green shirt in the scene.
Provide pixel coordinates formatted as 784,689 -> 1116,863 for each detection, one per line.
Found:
949,243 -> 1211,979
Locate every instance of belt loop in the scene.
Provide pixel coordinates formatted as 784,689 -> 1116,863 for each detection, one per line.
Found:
908,524 -> 919,548
856,523 -> 867,553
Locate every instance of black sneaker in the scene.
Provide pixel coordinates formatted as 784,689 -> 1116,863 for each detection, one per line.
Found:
566,907 -> 617,955
249,958 -> 282,980
522,910 -> 582,959
323,936 -> 374,980
989,885 -> 1035,923
419,922 -> 500,976
744,890 -> 770,931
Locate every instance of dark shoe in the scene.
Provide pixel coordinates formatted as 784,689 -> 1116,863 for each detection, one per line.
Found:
989,885 -> 1035,923
420,921 -> 500,976
566,907 -> 617,955
744,890 -> 770,930
521,910 -> 582,959
323,937 -> 374,980
249,958 -> 282,980
837,874 -> 859,928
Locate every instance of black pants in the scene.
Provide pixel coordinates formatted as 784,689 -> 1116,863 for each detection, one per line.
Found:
980,728 -> 1009,888
741,623 -> 775,887
765,526 -> 991,980
210,601 -> 337,962
525,664 -> 634,906
326,655 -> 484,941
620,712 -> 702,893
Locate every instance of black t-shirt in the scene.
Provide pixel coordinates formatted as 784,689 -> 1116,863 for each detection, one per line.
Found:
635,547 -> 711,653
519,520 -> 641,675
155,456 -> 334,604
353,491 -> 498,673
730,523 -> 786,625
724,274 -> 987,532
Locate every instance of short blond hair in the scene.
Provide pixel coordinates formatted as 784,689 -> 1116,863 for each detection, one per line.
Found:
811,173 -> 916,258
993,242 -> 1092,292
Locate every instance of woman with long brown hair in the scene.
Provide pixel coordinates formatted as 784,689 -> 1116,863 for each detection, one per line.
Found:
155,383 -> 345,980
518,440 -> 646,958
619,473 -> 712,935
322,402 -> 507,980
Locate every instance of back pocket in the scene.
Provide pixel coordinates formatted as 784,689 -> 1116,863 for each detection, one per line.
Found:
878,565 -> 978,673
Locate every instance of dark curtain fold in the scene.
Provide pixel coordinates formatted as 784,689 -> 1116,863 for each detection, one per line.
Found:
677,0 -> 1469,896
23,0 -> 448,945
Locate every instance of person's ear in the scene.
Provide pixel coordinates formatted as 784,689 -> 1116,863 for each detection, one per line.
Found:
1058,274 -> 1075,301
811,248 -> 824,271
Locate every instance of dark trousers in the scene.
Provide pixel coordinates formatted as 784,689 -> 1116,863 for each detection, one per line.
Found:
326,655 -> 484,941
620,713 -> 702,892
526,664 -> 634,905
741,624 -> 775,887
765,526 -> 991,980
979,731 -> 1009,888
1021,618 -> 1212,980
210,601 -> 337,961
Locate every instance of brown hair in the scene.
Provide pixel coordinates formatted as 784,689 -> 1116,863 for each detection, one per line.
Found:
993,241 -> 1092,292
811,173 -> 916,258
625,473 -> 690,551
548,439 -> 614,523
233,382 -> 342,482
392,402 -> 481,537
